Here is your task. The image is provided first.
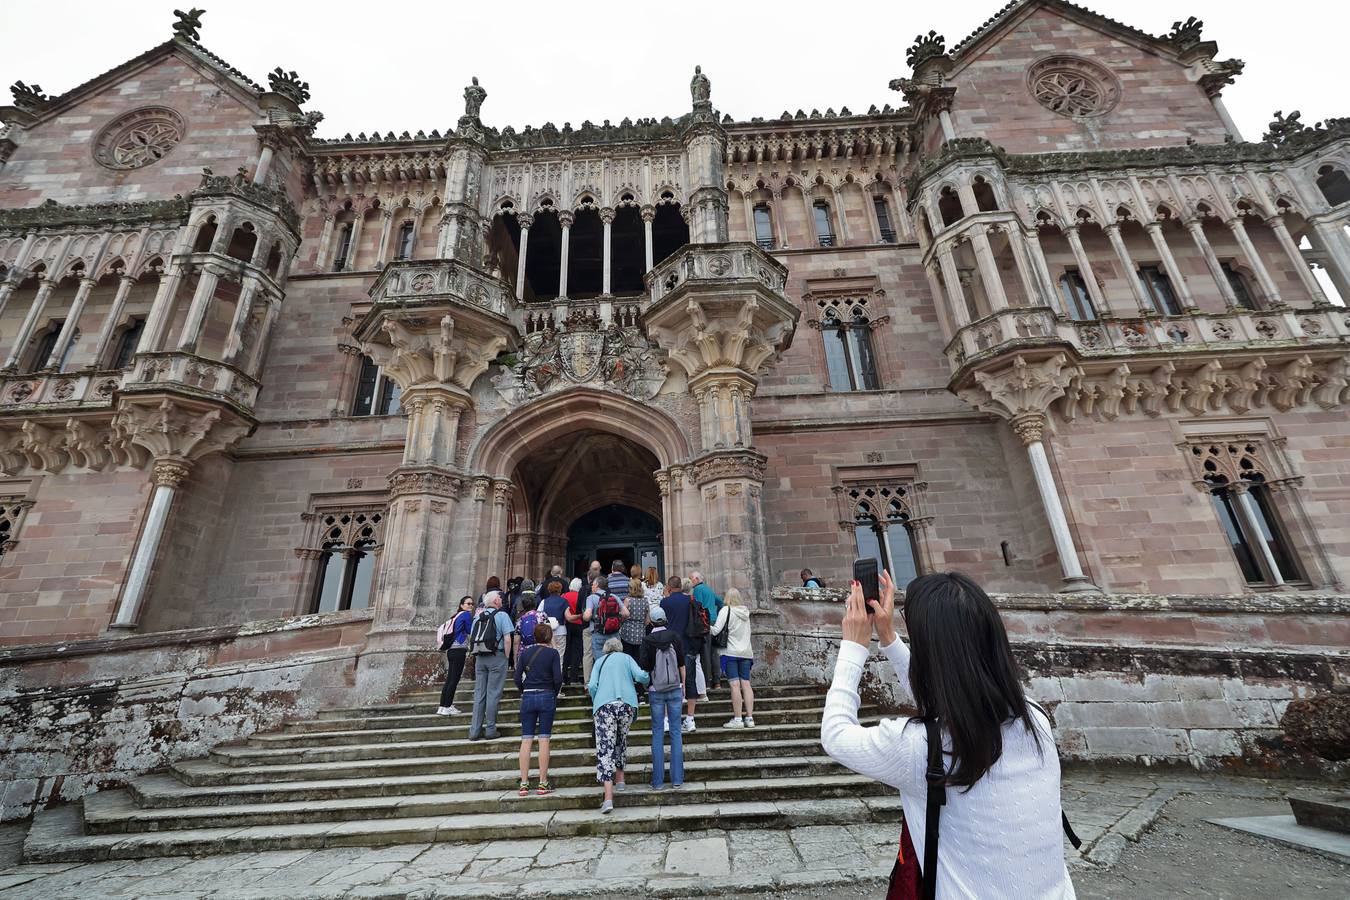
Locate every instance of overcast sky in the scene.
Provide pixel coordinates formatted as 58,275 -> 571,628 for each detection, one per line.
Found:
0,1 -> 1343,144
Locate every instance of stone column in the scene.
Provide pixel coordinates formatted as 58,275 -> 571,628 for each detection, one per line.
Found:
375,209 -> 394,268
1144,222 -> 1196,310
1103,223 -> 1152,315
346,212 -> 366,272
515,215 -> 531,301
1232,482 -> 1285,586
314,214 -> 336,271
1004,227 -> 1043,307
141,260 -> 189,351
90,274 -> 138,368
641,206 -> 655,273
332,342 -> 363,415
2,275 -> 56,371
1184,218 -> 1240,308
409,208 -> 425,261
831,184 -> 851,245
936,245 -> 972,328
1012,413 -> 1096,591
47,276 -> 97,371
112,458 -> 190,628
938,109 -> 957,141
222,276 -> 263,364
557,211 -> 572,300
1022,229 -> 1063,315
1226,217 -> 1283,306
0,273 -> 19,320
601,207 -> 614,295
692,451 -> 771,605
970,227 -> 1009,312
1209,95 -> 1243,142
176,263 -> 226,353
1310,220 -> 1350,291
771,193 -> 788,248
1063,226 -> 1110,317
1268,214 -> 1327,305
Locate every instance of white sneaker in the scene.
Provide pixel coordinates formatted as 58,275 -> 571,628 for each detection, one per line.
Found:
436,706 -> 452,716
722,717 -> 744,729
744,716 -> 755,728
682,716 -> 696,734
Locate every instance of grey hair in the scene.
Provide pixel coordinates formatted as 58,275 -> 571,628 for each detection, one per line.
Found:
483,590 -> 503,606
603,637 -> 624,655
689,570 -> 703,584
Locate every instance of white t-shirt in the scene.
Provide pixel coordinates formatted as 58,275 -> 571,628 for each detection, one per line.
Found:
821,639 -> 1075,900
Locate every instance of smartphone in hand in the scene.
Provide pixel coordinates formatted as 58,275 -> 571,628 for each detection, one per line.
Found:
852,558 -> 879,614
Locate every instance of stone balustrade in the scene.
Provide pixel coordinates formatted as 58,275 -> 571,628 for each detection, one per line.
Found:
946,304 -> 1350,371
370,259 -> 511,317
645,242 -> 789,305
0,370 -> 124,409
123,350 -> 261,409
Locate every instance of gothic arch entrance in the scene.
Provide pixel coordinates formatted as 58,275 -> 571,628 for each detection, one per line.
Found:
565,504 -> 663,581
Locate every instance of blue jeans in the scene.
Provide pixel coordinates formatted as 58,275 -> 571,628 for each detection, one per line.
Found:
648,688 -> 684,788
519,691 -> 557,739
591,629 -> 608,662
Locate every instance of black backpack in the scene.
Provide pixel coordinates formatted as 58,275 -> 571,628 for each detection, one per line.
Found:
469,610 -> 500,656
686,603 -> 709,639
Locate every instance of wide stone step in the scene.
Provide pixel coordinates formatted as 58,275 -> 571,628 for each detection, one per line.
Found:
285,692 -> 829,735
85,773 -> 884,834
179,735 -> 842,785
224,717 -> 848,764
399,681 -> 827,704
28,793 -> 903,862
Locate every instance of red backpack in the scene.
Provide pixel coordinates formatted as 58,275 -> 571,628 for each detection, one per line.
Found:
597,593 -> 624,634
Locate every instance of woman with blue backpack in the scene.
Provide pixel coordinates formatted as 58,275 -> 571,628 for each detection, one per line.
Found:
436,595 -> 476,716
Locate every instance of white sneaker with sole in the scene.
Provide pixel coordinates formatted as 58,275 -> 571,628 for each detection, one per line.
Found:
682,716 -> 697,734
436,707 -> 452,716
722,717 -> 745,729
600,799 -> 614,814
744,716 -> 755,728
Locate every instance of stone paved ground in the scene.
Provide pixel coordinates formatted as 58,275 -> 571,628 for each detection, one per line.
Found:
0,770 -> 1344,898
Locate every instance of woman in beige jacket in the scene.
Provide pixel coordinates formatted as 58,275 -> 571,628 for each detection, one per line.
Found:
710,588 -> 755,727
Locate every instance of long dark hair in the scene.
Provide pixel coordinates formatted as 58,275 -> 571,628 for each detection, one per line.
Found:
902,572 -> 1040,788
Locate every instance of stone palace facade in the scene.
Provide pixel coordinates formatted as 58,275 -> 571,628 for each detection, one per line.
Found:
1,2 -> 1347,818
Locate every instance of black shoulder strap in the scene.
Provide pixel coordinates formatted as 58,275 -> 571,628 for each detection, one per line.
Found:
922,718 -> 946,900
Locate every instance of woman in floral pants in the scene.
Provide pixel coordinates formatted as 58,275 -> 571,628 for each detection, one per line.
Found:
588,637 -> 649,813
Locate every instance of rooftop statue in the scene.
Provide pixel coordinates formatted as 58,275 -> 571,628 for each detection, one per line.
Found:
464,76 -> 486,120
691,65 -> 711,106
172,8 -> 206,41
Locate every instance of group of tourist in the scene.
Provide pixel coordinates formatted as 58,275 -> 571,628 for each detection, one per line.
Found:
435,560 -> 756,812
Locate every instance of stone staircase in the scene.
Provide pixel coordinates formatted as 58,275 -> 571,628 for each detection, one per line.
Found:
25,681 -> 901,862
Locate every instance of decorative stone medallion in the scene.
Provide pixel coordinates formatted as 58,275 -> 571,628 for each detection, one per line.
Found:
94,107 -> 186,170
1028,57 -> 1119,119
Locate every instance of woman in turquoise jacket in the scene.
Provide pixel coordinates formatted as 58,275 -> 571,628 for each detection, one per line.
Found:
588,637 -> 650,813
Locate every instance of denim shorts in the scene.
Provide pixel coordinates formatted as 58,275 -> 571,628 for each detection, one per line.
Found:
519,691 -> 557,738
721,656 -> 753,681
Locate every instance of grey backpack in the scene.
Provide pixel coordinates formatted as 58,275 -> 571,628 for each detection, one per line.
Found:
651,641 -> 681,692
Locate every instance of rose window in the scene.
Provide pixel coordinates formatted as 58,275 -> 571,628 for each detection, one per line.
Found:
1028,57 -> 1119,118
94,107 -> 186,170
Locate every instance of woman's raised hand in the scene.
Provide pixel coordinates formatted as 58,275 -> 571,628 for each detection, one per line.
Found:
873,570 -> 898,645
842,580 -> 873,647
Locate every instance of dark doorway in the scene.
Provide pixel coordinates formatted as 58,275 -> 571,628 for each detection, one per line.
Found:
566,504 -> 662,581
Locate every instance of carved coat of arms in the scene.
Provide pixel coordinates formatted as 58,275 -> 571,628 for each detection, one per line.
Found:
493,317 -> 667,405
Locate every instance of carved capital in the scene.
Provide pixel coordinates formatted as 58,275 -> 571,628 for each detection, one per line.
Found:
153,457 -> 192,488
471,475 -> 490,502
113,397 -> 252,462
1010,412 -> 1047,446
387,465 -> 463,499
492,477 -> 514,506
691,449 -> 767,486
956,353 -> 1078,422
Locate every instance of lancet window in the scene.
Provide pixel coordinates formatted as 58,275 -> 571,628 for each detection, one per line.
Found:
838,482 -> 925,587
304,508 -> 386,613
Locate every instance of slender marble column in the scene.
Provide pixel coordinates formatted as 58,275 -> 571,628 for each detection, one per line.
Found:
1022,229 -> 1062,314
1144,222 -> 1196,310
253,144 -> 275,184
89,274 -> 137,367
642,207 -> 655,272
1184,219 -> 1239,308
1268,215 -> 1327,304
831,185 -> 851,245
3,276 -> 57,370
112,458 -> 191,628
222,277 -> 263,363
771,194 -> 788,248
374,210 -> 394,268
1233,484 -> 1285,586
1226,217 -> 1282,306
1064,226 -> 1110,318
938,109 -> 957,141
1103,223 -> 1152,314
936,245 -> 972,328
601,209 -> 613,295
558,214 -> 572,300
514,216 -> 531,301
1013,415 -> 1097,592
969,227 -> 1009,312
47,276 -> 97,370
177,264 -> 225,352
1210,95 -> 1243,142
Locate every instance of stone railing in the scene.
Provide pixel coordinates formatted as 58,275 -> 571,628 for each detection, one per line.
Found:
191,169 -> 300,233
122,351 -> 261,409
946,305 -> 1350,370
0,369 -> 123,408
646,242 -> 789,305
370,259 -> 512,317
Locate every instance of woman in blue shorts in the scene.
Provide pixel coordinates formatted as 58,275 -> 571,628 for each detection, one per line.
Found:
515,621 -> 563,796
710,588 -> 756,728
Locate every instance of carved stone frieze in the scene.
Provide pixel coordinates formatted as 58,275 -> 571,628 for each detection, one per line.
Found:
113,396 -> 252,461
0,197 -> 189,232
957,353 -> 1077,422
691,450 -> 768,486
387,466 -> 463,499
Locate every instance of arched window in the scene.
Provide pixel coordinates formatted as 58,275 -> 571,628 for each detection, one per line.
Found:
310,510 -> 384,613
111,317 -> 145,369
812,201 -> 836,247
333,223 -> 354,272
1316,166 -> 1350,207
1221,262 -> 1259,310
1137,265 -> 1181,315
1058,269 -> 1097,321
938,186 -> 964,227
395,221 -> 416,260
1193,443 -> 1302,586
847,487 -> 921,587
972,177 -> 999,212
352,355 -> 401,416
873,195 -> 896,243
27,322 -> 73,373
752,205 -> 774,249
820,303 -> 880,391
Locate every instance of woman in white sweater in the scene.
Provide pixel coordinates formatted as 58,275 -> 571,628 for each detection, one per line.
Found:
709,588 -> 754,728
820,570 -> 1075,900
